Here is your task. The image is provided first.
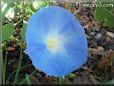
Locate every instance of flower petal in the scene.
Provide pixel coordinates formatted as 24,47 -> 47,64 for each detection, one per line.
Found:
26,6 -> 88,77
35,6 -> 75,35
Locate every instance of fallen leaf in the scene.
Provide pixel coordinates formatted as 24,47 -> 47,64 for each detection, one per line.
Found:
98,50 -> 114,69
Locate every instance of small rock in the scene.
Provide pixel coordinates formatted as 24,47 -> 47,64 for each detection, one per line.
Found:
106,37 -> 111,42
106,31 -> 114,38
89,47 -> 104,55
83,25 -> 89,29
92,26 -> 100,32
97,46 -> 104,51
95,33 -> 102,39
90,32 -> 95,36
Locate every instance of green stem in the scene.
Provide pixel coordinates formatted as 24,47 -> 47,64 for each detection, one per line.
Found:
2,52 -> 8,85
6,64 -> 31,84
58,77 -> 62,85
13,47 -> 22,84
20,70 -> 37,85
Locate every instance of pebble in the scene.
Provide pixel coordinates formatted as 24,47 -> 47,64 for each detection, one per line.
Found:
106,31 -> 114,38
83,25 -> 89,29
89,46 -> 104,55
92,26 -> 100,32
95,33 -> 102,39
106,37 -> 111,41
90,32 -> 95,36
97,46 -> 104,51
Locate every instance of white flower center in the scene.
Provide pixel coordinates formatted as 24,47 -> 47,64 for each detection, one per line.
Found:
46,35 -> 65,53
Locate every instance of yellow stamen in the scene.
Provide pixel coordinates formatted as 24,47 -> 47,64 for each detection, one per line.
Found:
47,37 -> 59,51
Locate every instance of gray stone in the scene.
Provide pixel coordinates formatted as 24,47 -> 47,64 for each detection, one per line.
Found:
95,33 -> 102,39
90,32 -> 96,36
92,26 -> 100,32
106,31 -> 114,38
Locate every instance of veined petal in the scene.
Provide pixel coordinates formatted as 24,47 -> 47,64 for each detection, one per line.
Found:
35,6 -> 75,35
26,14 -> 46,46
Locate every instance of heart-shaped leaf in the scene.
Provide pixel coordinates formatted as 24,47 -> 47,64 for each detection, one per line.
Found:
2,23 -> 14,42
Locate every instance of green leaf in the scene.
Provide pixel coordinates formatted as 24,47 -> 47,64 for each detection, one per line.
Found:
2,23 -> 14,42
1,2 -> 11,20
66,73 -> 76,79
94,3 -> 114,28
32,0 -> 48,9
21,20 -> 27,41
1,1 -> 15,20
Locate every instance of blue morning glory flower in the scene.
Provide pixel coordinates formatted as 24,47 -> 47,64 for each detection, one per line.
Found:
25,6 -> 88,77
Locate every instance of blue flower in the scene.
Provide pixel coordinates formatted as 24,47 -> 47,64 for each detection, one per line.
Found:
25,6 -> 88,77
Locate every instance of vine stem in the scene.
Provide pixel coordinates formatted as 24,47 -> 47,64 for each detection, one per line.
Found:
58,76 -> 65,86
13,47 -> 22,84
58,76 -> 64,85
